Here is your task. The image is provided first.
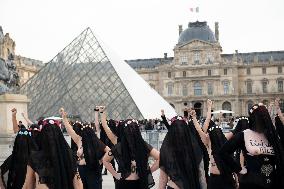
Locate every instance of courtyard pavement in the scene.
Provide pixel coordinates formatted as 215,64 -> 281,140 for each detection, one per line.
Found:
102,170 -> 160,189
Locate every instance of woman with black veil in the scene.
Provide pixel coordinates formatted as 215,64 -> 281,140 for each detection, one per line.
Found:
0,108 -> 32,189
159,109 -> 208,189
188,99 -> 237,189
60,108 -> 109,189
220,103 -> 284,189
274,98 -> 284,147
100,106 -> 160,189
22,118 -> 83,189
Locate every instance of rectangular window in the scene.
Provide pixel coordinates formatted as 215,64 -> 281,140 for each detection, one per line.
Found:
262,81 -> 268,93
182,84 -> 188,96
278,80 -> 283,92
206,52 -> 213,64
168,72 -> 171,78
224,81 -> 229,94
194,82 -> 202,96
208,70 -> 211,76
183,71 -> 186,77
180,56 -> 188,65
194,52 -> 200,64
224,68 -> 227,75
262,67 -> 266,74
247,81 -> 252,94
207,83 -> 213,95
168,83 -> 173,96
278,66 -> 282,74
247,68 -> 251,75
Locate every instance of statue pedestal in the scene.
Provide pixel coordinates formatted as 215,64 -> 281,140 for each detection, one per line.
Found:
0,94 -> 30,135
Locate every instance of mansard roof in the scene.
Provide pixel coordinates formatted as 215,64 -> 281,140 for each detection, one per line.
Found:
126,57 -> 173,69
222,51 -> 284,63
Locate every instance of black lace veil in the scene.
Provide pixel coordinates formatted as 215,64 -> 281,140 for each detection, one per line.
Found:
160,118 -> 202,189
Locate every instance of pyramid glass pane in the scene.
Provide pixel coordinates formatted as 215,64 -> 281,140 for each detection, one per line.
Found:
20,28 -> 144,121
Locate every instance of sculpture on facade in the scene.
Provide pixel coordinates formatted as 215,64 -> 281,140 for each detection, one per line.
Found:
0,53 -> 20,94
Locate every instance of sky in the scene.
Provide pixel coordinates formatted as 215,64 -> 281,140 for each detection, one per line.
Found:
1,0 -> 284,63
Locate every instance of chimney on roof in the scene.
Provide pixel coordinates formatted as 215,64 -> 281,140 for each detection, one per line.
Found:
164,53 -> 167,59
179,25 -> 183,36
215,22 -> 219,41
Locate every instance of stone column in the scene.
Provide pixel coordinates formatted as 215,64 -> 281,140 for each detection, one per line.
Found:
0,94 -> 30,135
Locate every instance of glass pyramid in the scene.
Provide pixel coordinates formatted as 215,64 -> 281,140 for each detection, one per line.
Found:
20,28 -> 176,121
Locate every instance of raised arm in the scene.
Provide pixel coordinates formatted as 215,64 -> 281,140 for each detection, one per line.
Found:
21,112 -> 34,126
189,109 -> 208,146
161,109 -> 170,129
202,99 -> 213,133
100,106 -> 118,145
11,108 -> 19,133
59,108 -> 81,145
94,106 -> 100,137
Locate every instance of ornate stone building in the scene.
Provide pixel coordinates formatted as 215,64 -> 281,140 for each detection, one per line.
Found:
0,26 -> 43,85
127,21 -> 284,117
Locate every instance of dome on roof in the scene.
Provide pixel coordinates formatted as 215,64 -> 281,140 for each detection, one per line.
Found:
178,21 -> 216,44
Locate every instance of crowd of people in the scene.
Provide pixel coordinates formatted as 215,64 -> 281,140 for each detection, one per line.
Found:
0,98 -> 283,189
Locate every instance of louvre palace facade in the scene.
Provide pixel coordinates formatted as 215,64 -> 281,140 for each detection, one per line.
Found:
126,21 -> 284,117
0,26 -> 43,85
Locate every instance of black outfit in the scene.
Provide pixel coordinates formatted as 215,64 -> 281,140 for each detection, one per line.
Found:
220,132 -> 277,189
159,118 -> 208,189
1,129 -> 31,189
100,125 -> 118,189
78,165 -> 102,189
111,141 -> 155,189
29,123 -> 78,189
207,121 -> 236,189
208,174 -> 235,189
79,139 -> 106,189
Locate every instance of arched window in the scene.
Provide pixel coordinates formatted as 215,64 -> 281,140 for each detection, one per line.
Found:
194,82 -> 202,96
222,101 -> 232,110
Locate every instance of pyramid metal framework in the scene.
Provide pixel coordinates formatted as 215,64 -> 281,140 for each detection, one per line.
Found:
20,28 -> 145,121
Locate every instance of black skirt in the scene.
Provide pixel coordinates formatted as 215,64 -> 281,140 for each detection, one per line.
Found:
119,179 -> 141,189
208,174 -> 236,189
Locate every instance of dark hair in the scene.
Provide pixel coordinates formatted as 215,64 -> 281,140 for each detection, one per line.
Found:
29,121 -> 77,189
71,122 -> 106,174
249,105 -> 284,187
120,119 -> 150,189
160,119 -> 201,189
4,128 -> 31,188
232,117 -> 249,135
208,120 -> 235,184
